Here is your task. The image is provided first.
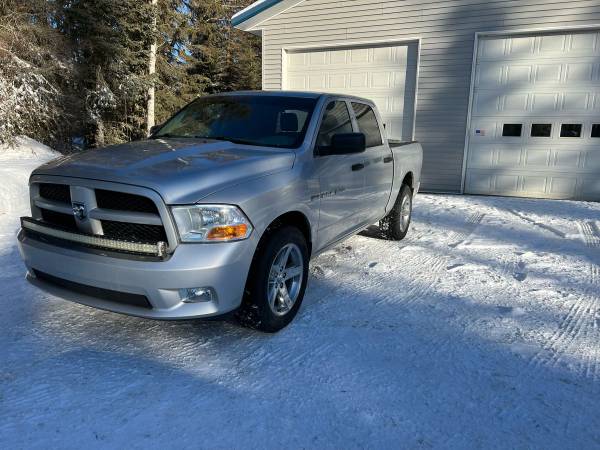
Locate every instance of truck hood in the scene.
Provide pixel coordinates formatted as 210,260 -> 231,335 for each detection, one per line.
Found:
33,138 -> 295,204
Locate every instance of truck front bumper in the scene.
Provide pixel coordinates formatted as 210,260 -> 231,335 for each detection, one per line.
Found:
17,230 -> 257,319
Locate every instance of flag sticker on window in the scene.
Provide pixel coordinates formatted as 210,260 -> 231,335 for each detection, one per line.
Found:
475,129 -> 486,136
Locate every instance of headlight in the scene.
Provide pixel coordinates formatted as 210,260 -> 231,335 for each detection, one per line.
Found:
171,204 -> 253,242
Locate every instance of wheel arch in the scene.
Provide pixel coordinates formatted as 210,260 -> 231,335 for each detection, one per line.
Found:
259,210 -> 313,257
402,171 -> 414,190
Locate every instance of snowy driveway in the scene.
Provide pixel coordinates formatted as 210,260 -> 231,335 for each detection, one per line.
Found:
1,149 -> 600,448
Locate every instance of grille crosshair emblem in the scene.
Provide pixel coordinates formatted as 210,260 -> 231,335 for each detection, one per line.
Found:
72,202 -> 87,220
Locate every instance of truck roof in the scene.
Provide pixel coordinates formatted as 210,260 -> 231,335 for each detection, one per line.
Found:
213,90 -> 375,104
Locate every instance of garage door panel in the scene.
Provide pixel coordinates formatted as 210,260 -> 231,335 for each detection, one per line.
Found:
497,147 -> 522,166
565,63 -> 594,82
536,64 -> 562,83
329,74 -> 347,89
531,93 -> 559,113
554,150 -> 581,169
503,93 -> 529,112
286,43 -> 417,141
581,178 -> 600,199
563,92 -> 589,111
549,177 -> 577,196
525,148 -> 551,167
522,176 -> 547,194
466,30 -> 600,200
585,151 -> 600,171
473,92 -> 501,114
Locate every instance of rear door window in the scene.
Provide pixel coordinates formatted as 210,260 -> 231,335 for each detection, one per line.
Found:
351,103 -> 383,148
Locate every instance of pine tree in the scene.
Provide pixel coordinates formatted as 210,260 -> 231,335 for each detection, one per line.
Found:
59,0 -> 155,147
0,0 -> 75,149
1,0 -> 262,150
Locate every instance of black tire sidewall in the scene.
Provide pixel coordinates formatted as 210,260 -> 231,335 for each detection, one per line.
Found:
390,185 -> 413,240
243,227 -> 309,332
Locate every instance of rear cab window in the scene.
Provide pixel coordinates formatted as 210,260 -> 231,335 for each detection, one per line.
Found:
351,102 -> 383,148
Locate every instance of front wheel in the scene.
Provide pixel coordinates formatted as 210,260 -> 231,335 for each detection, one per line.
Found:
236,226 -> 309,332
380,184 -> 413,241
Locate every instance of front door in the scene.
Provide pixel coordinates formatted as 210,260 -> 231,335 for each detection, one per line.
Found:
314,100 -> 368,249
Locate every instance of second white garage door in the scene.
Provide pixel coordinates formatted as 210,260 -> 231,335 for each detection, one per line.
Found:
284,43 -> 418,142
464,30 -> 600,201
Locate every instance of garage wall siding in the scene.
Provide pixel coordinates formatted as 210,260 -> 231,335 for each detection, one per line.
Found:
254,0 -> 600,192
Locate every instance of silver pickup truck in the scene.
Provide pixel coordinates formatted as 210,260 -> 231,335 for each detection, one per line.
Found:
18,91 -> 422,332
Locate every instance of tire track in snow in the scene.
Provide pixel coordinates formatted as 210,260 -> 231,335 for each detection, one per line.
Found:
501,209 -> 600,380
387,210 -> 485,307
447,212 -> 485,248
578,221 -> 600,248
586,265 -> 600,385
509,210 -> 567,238
374,252 -> 447,307
530,264 -> 600,379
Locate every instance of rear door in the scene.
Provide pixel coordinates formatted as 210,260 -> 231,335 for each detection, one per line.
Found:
351,102 -> 393,223
313,100 -> 368,249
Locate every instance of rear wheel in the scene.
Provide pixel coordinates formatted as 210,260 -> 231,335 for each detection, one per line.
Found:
237,226 -> 309,332
380,184 -> 413,241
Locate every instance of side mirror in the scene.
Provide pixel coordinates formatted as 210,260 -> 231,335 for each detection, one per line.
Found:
319,133 -> 366,156
149,124 -> 162,136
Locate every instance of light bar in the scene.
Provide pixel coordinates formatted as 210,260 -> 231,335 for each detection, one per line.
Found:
21,218 -> 167,257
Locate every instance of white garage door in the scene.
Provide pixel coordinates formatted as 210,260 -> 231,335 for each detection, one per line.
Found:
465,31 -> 600,200
284,43 -> 418,141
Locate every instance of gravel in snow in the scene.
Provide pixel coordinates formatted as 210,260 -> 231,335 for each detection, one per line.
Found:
1,139 -> 600,448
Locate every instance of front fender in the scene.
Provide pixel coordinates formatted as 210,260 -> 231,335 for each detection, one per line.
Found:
198,168 -> 319,248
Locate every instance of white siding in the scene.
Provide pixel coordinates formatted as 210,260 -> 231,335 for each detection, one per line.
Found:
252,0 -> 600,192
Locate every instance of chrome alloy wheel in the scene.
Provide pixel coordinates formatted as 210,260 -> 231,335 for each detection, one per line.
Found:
267,243 -> 304,316
399,193 -> 412,232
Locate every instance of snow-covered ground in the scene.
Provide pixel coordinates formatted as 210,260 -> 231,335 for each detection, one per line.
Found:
1,139 -> 600,449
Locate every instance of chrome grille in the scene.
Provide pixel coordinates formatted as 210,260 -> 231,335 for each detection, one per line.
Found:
29,180 -> 176,257
100,220 -> 168,244
95,189 -> 159,214
39,183 -> 71,204
40,209 -> 78,232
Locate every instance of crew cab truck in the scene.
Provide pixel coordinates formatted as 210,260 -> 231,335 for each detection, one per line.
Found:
18,91 -> 423,332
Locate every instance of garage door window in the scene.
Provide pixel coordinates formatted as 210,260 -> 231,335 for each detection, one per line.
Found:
560,124 -> 582,138
531,124 -> 552,138
316,101 -> 353,149
351,103 -> 383,148
502,124 -> 522,137
591,124 -> 600,138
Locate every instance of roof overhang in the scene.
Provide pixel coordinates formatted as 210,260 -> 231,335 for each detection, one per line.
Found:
232,0 -> 303,32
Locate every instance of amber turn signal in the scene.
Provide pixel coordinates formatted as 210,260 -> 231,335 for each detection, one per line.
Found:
206,224 -> 249,241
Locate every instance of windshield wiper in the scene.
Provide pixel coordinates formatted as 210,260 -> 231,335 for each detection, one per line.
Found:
203,136 -> 289,148
197,136 -> 258,146
150,133 -> 193,140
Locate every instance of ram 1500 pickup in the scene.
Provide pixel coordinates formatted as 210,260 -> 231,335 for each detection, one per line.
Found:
18,91 -> 423,332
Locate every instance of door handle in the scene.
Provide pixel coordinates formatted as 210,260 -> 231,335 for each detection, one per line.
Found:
352,163 -> 365,171
383,156 -> 393,163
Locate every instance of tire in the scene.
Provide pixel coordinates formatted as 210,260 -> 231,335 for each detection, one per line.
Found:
236,226 -> 309,332
380,184 -> 413,241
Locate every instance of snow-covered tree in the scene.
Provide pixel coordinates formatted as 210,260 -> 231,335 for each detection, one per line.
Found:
0,1 -> 74,149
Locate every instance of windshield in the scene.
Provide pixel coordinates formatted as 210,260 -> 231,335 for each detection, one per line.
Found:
153,95 -> 318,149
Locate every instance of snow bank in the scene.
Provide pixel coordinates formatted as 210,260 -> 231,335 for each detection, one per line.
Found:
0,135 -> 59,160
0,136 -> 58,233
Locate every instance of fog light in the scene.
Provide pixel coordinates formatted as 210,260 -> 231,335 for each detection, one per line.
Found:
180,287 -> 216,303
